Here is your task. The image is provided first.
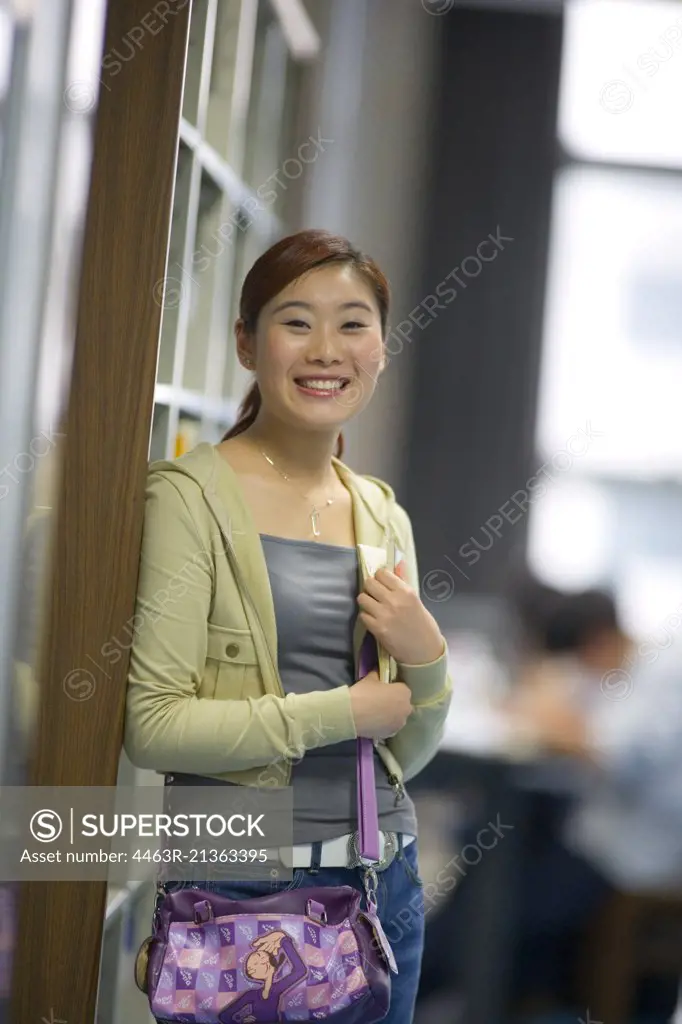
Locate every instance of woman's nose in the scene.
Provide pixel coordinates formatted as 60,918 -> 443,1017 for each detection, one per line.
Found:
305,327 -> 342,363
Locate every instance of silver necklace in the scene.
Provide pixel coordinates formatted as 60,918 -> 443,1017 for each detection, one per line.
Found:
260,450 -> 335,538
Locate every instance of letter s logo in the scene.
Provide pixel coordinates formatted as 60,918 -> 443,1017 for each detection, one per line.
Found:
30,809 -> 63,843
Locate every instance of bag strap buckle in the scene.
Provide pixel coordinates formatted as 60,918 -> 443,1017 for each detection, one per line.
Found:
347,830 -> 397,872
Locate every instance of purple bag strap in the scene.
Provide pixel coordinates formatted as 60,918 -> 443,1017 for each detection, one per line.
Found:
356,631 -> 381,862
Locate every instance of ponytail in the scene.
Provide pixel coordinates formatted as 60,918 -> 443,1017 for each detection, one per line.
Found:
221,381 -> 261,443
221,380 -> 345,459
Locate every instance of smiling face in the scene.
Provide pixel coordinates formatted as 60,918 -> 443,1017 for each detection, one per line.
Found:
237,263 -> 385,434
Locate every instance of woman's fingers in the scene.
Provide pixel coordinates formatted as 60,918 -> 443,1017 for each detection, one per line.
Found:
356,592 -> 382,616
374,567 -> 403,590
362,570 -> 401,599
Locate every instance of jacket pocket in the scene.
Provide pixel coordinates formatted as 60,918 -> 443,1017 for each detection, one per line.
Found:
203,622 -> 260,701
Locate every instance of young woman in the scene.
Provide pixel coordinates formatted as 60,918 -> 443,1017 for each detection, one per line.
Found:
125,229 -> 452,1022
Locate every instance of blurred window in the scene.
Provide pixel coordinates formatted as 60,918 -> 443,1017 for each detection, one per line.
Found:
529,0 -> 682,632
560,0 -> 682,169
536,165 -> 682,479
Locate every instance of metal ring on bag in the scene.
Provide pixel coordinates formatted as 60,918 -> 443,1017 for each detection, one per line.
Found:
346,830 -> 397,872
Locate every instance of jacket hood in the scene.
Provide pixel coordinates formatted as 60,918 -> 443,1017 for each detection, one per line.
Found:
333,459 -> 396,535
149,442 -> 397,537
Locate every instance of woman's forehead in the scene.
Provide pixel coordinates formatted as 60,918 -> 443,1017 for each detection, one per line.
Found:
271,265 -> 378,310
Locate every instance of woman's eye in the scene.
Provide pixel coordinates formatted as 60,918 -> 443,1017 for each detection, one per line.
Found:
342,321 -> 366,330
283,319 -> 310,329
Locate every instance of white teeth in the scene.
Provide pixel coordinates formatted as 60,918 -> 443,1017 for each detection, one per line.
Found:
297,378 -> 345,390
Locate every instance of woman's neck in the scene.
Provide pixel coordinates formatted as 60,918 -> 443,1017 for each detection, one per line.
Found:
241,412 -> 340,487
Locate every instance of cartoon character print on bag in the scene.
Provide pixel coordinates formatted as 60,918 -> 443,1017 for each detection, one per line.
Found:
218,929 -> 307,1023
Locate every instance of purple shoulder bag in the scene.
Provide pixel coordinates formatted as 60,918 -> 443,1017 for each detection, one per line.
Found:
135,632 -> 397,1023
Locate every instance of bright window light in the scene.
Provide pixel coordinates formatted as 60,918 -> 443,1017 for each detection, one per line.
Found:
527,478 -> 612,591
617,556 -> 682,637
561,0 -> 682,168
0,11 -> 13,102
536,164 -> 682,479
65,0 -> 107,106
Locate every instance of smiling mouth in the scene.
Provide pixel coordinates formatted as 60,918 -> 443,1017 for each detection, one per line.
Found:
293,377 -> 351,395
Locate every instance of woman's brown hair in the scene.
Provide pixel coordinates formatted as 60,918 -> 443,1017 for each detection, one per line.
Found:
221,228 -> 390,459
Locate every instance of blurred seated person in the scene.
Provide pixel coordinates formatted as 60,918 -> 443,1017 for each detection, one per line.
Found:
418,587 -> 619,1016
507,583 -> 682,1022
509,583 -> 682,890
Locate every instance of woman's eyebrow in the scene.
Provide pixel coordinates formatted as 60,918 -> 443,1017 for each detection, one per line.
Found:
270,300 -> 375,315
339,301 -> 374,314
271,300 -> 313,314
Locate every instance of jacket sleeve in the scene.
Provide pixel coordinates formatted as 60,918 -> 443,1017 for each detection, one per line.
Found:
124,473 -> 356,775
385,504 -> 452,782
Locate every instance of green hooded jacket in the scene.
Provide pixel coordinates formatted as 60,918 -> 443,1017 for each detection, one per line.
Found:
124,442 -> 452,789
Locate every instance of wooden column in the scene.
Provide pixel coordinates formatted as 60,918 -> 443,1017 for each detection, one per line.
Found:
11,2 -> 190,1021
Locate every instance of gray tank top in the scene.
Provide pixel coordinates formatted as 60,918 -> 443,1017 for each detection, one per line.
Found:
260,533 -> 417,845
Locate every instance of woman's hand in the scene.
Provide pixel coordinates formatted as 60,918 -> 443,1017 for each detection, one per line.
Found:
350,670 -> 413,739
357,567 -> 445,666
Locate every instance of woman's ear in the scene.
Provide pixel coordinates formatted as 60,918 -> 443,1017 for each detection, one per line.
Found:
235,318 -> 255,371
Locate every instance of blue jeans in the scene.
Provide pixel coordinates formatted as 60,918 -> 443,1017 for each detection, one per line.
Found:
153,838 -> 424,1023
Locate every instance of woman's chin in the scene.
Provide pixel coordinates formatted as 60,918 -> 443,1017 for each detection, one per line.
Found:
278,401 -> 353,434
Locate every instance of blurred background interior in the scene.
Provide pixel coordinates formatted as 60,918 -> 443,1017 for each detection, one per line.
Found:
0,0 -> 681,1021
